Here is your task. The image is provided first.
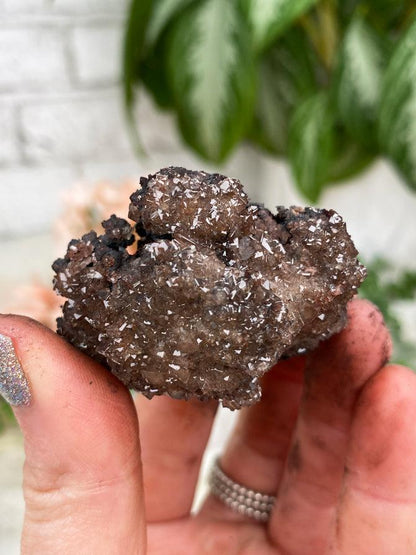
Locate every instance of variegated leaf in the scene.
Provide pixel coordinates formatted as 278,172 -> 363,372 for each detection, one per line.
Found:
379,17 -> 416,190
145,0 -> 196,48
168,0 -> 256,162
244,0 -> 319,52
327,135 -> 375,183
288,92 -> 334,202
140,33 -> 175,109
251,27 -> 317,154
335,17 -> 387,146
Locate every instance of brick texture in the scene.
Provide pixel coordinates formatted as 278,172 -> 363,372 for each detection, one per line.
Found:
0,0 -> 128,14
21,94 -> 132,163
0,28 -> 69,92
71,25 -> 122,86
0,0 -> 145,237
0,0 -> 48,13
50,0 -> 129,15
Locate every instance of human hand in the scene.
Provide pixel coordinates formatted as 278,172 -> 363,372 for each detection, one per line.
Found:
1,298 -> 415,554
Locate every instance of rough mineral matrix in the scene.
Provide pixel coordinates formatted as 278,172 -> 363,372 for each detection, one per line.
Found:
53,167 -> 366,409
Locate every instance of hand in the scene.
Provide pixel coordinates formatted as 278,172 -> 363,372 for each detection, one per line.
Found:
1,298 -> 415,554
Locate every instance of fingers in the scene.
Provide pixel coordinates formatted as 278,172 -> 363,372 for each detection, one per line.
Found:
268,299 -> 392,554
334,365 -> 416,554
135,394 -> 217,522
199,357 -> 304,521
221,357 -> 305,491
0,315 -> 146,554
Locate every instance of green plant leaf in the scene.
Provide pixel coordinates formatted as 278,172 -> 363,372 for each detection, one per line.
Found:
362,1 -> 416,33
168,0 -> 256,163
140,30 -> 175,110
339,0 -> 415,33
250,27 -> 318,155
379,17 -> 416,191
122,0 -> 154,152
288,91 -> 334,202
335,17 -> 388,148
243,0 -> 319,52
0,398 -> 15,433
327,134 -> 375,183
145,0 -> 196,49
359,257 -> 416,369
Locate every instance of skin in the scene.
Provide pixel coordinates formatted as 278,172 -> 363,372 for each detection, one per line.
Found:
1,298 -> 416,554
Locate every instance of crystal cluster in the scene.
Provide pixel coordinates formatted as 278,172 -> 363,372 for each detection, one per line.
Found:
53,167 -> 366,409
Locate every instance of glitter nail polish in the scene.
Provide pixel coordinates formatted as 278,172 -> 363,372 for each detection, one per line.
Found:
0,333 -> 31,406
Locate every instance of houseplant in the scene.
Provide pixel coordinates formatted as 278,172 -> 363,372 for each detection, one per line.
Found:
123,0 -> 416,202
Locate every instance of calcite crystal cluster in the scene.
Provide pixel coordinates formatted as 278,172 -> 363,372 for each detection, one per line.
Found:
53,167 -> 365,409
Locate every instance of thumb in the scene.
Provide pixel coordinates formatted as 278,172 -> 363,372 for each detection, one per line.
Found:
0,315 -> 146,554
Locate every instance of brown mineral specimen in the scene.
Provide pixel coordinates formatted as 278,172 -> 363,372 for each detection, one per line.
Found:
53,167 -> 366,409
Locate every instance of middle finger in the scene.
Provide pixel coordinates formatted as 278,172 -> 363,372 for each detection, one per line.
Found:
136,395 -> 217,522
200,356 -> 304,520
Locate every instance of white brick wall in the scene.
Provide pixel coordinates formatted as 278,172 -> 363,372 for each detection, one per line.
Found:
0,0 -> 129,15
0,0 -> 139,237
0,28 -> 69,91
49,0 -> 129,15
71,25 -> 122,86
0,0 -> 48,13
21,94 -> 132,163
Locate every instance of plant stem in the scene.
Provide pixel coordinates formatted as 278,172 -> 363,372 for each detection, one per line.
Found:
318,0 -> 338,69
300,13 -> 321,54
300,0 -> 339,71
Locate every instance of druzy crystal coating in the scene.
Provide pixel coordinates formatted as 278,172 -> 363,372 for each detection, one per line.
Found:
53,167 -> 366,409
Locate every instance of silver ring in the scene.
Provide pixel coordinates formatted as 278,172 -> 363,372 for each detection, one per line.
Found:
209,458 -> 276,522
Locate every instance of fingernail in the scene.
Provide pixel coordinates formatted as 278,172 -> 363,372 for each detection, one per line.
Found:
0,333 -> 31,406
